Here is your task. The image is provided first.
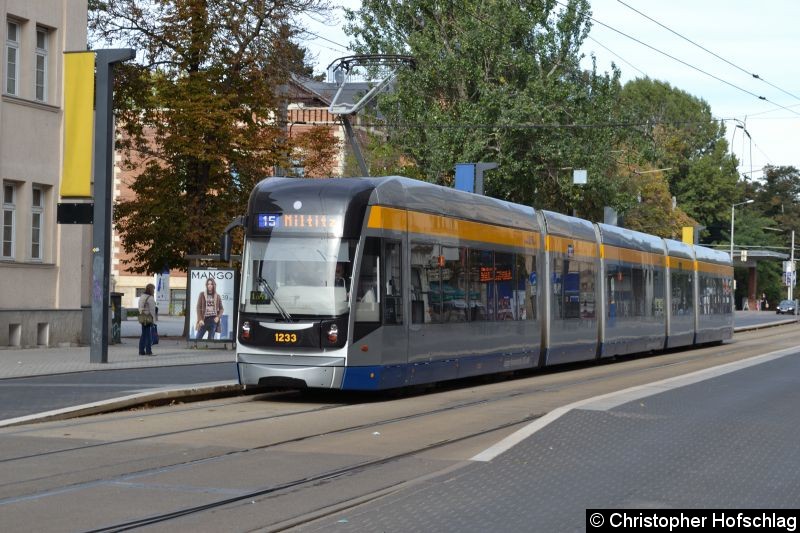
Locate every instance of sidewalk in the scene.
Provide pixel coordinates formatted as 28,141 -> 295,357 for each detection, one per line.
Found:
0,316 -> 234,379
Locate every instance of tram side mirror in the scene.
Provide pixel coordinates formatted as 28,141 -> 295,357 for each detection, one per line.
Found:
220,233 -> 232,262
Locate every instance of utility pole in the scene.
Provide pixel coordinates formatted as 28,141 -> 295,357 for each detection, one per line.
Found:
90,49 -> 136,364
790,230 -> 795,301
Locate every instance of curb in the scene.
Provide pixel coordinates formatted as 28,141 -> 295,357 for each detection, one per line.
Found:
734,317 -> 799,333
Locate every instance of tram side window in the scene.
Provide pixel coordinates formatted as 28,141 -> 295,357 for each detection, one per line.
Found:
652,267 -> 665,317
631,266 -> 646,317
553,257 -> 587,319
411,242 -> 439,324
354,237 -> 381,340
607,263 -> 632,318
383,240 -> 403,325
495,252 -> 515,320
699,274 -> 730,315
640,267 -> 656,318
671,270 -> 693,315
700,274 -> 713,315
516,254 -> 536,321
437,246 -> 467,323
580,260 -> 596,319
469,249 -> 494,321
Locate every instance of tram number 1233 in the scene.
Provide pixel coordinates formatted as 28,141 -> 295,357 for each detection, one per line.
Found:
275,332 -> 298,343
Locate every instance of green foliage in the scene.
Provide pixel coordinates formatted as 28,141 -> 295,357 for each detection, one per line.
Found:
91,0 -> 331,273
344,0 -> 624,218
727,206 -> 786,308
752,166 -> 800,234
616,78 -> 740,232
618,170 -> 695,238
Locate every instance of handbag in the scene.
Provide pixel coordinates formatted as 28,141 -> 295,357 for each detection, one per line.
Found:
138,295 -> 154,325
151,323 -> 159,345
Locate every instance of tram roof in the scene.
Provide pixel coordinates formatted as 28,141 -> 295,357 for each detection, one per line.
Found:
365,176 -> 540,232
598,223 -> 665,255
664,239 -> 696,261
249,176 -> 541,233
694,244 -> 731,266
541,210 -> 596,242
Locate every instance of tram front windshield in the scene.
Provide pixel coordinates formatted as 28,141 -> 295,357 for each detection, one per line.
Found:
242,236 -> 355,318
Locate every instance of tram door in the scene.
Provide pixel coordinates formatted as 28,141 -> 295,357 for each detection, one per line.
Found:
380,239 -> 407,366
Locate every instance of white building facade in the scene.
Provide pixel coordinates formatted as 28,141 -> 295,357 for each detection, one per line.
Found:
1,1 -> 90,347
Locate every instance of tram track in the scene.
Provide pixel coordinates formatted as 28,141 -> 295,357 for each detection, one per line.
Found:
1,327 -> 798,532
0,341 -> 736,467
1,325 -> 795,469
0,383 -> 542,496
80,415 -> 534,533
75,328 -> 800,532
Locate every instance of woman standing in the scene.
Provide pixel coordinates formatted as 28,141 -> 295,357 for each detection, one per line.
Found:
196,278 -> 224,340
138,283 -> 157,356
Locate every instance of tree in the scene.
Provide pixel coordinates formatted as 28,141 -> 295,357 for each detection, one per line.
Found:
746,166 -> 800,303
752,166 -> 800,232
727,207 -> 783,308
291,126 -> 342,177
343,0 -> 624,219
616,78 -> 740,234
615,169 -> 696,238
90,0 -> 331,273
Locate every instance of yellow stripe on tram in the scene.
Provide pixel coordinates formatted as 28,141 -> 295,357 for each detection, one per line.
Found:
696,261 -> 733,277
368,205 -> 540,250
603,245 -> 662,266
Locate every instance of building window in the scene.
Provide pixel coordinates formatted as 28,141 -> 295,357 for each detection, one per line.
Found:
35,27 -> 48,102
31,186 -> 44,260
5,20 -> 19,96
2,182 -> 15,259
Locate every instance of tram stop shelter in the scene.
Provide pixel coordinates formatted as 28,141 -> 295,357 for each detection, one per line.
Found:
731,249 -> 789,310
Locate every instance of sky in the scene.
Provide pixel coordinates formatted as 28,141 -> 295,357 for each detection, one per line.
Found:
299,1 -> 800,179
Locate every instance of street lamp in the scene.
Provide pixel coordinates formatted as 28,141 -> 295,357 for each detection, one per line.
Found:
730,199 -> 754,261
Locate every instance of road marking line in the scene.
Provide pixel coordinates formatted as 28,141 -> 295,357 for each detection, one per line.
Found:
471,345 -> 800,462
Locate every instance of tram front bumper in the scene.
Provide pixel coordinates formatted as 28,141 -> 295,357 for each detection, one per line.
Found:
237,354 -> 345,389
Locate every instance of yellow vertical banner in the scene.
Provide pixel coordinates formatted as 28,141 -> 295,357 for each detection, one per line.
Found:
61,51 -> 95,198
682,226 -> 694,245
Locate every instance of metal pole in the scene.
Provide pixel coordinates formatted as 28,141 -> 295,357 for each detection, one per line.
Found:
790,230 -> 795,301
729,199 -> 753,265
90,49 -> 135,364
342,115 -> 369,176
730,204 -> 735,260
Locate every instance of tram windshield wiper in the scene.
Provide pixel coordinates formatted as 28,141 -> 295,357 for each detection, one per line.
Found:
257,277 -> 293,322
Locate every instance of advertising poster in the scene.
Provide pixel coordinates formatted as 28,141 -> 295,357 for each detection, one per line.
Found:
154,268 -> 170,316
188,268 -> 236,342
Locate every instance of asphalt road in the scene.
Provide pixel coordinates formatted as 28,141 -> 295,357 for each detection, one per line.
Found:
0,363 -> 237,421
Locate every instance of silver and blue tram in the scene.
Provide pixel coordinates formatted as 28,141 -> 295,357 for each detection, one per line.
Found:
224,176 -> 733,390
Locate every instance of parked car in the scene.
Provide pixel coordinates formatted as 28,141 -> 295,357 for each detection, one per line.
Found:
776,300 -> 797,314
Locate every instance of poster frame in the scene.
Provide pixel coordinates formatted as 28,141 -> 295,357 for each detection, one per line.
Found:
187,267 -> 238,343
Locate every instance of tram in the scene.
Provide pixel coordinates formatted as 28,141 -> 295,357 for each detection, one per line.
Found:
220,176 -> 733,390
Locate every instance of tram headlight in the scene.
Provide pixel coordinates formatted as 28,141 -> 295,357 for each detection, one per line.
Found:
327,324 -> 338,343
241,321 -> 251,340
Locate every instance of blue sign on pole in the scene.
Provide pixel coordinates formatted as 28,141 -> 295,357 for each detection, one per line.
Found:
455,164 -> 475,193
